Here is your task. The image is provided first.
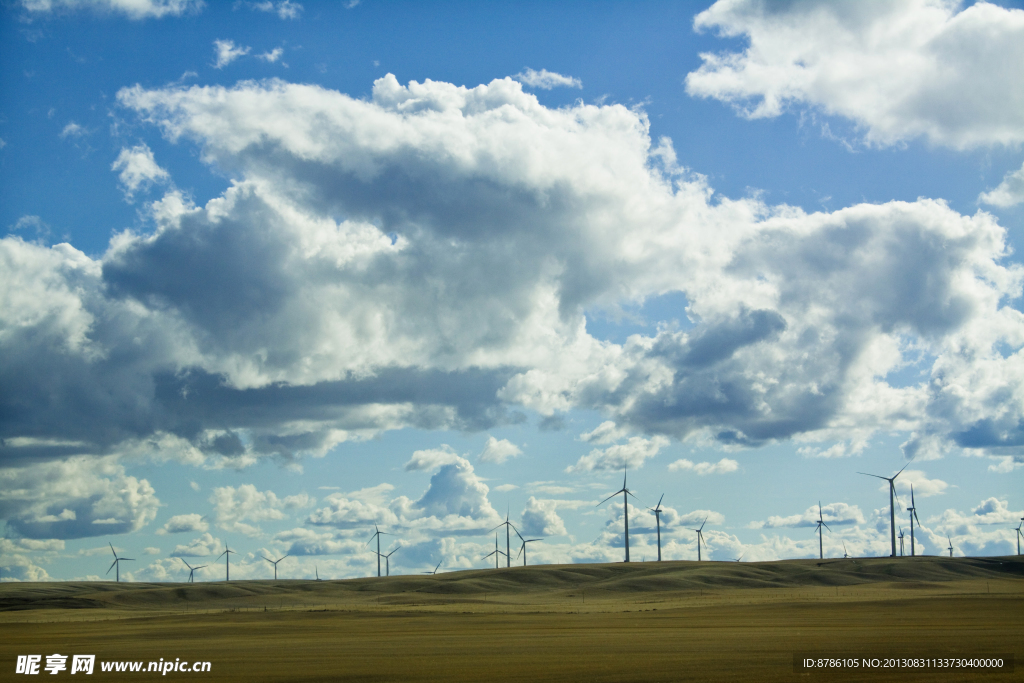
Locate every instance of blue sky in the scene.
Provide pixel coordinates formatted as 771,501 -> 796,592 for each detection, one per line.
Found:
2,0 -> 1023,583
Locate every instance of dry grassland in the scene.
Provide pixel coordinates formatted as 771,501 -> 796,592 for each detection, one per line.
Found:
2,556 -> 1022,682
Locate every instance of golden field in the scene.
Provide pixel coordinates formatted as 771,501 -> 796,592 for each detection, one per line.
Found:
2,556 -> 1021,682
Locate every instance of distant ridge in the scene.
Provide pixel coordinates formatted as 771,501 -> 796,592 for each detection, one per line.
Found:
1,556 -> 1021,613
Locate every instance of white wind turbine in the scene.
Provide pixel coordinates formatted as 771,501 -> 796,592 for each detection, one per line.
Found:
648,494 -> 665,562
107,543 -> 134,583
514,529 -> 542,567
691,516 -> 709,561
422,560 -> 442,575
217,545 -> 236,581
597,468 -> 638,562
379,546 -> 400,577
262,554 -> 289,580
491,506 -> 520,569
180,558 -> 206,583
814,502 -> 831,560
898,527 -> 905,557
947,534 -> 954,558
907,484 -> 922,556
367,524 -> 391,578
482,533 -> 507,568
858,462 -> 910,557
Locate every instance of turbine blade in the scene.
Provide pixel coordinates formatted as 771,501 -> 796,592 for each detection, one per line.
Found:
107,560 -> 117,574
597,490 -> 624,507
656,493 -> 664,510
857,472 -> 886,480
109,542 -> 117,559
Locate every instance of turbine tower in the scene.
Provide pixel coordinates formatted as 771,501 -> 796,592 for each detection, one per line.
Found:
491,506 -> 520,569
691,516 -> 709,561
907,484 -> 921,557
217,545 -> 236,581
180,558 -> 206,583
857,462 -> 910,557
648,494 -> 665,562
597,468 -> 638,562
815,502 -> 831,560
106,543 -> 134,583
261,554 -> 289,580
947,534 -> 954,557
482,533 -> 507,569
315,566 -> 323,581
367,524 -> 391,578
1015,521 -> 1022,556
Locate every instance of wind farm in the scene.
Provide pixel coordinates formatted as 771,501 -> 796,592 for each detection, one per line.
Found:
2,556 -> 1021,682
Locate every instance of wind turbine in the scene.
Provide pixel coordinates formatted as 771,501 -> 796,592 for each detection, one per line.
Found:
814,502 -> 831,560
947,534 -> 954,557
898,527 -> 905,557
106,543 -> 134,583
261,554 -> 289,580
315,566 -> 323,581
516,536 -> 541,566
491,506 -> 520,569
367,524 -> 391,578
217,545 -> 236,581
648,494 -> 665,562
1015,521 -> 1022,556
597,468 -> 638,562
180,558 -> 206,583
842,541 -> 850,559
907,484 -> 921,556
482,533 -> 507,569
858,462 -> 910,557
379,546 -> 400,577
422,560 -> 442,575
691,516 -> 709,561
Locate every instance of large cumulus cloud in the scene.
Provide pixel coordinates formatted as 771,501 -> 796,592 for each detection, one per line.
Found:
3,71 -> 1023,490
685,0 -> 1024,149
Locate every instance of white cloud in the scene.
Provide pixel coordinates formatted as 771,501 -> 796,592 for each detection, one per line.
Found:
212,39 -> 250,68
59,122 -> 84,138
579,421 -> 630,445
477,436 -> 522,464
567,436 -> 669,473
1,70 -> 1022,491
667,457 -> 738,475
405,445 -> 462,471
752,502 -> 865,529
21,0 -> 204,19
686,0 -> 1024,149
520,496 -> 567,536
979,161 -> 1024,207
307,484 -> 398,530
513,68 -> 582,90
249,0 -> 300,19
210,484 -> 312,536
169,532 -> 221,557
156,513 -> 208,535
493,483 -> 518,492
258,48 -> 284,63
0,456 -> 159,539
894,470 -> 948,498
111,143 -> 170,199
